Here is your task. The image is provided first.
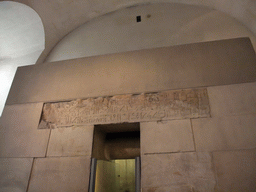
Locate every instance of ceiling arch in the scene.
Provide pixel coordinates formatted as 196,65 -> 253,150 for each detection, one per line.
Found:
4,0 -> 256,64
0,1 -> 44,116
45,3 -> 256,62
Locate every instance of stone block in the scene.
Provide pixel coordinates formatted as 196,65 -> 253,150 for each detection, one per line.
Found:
207,82 -> 256,117
192,114 -> 256,151
28,156 -> 91,192
141,120 -> 195,154
7,38 -> 256,105
0,158 -> 33,192
47,125 -> 94,157
141,152 -> 216,191
213,149 -> 256,192
0,103 -> 50,157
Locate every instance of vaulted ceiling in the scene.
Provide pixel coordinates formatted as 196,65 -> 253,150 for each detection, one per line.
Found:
4,0 -> 256,64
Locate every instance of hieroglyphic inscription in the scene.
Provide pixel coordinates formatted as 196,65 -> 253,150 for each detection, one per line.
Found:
39,88 -> 210,128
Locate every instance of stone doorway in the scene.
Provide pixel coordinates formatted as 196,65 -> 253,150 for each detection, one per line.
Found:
90,123 -> 140,192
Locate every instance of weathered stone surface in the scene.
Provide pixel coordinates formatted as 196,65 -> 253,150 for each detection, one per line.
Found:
47,125 -> 94,157
0,103 -> 50,157
28,156 -> 91,192
0,158 -> 33,192
141,152 -> 216,192
213,149 -> 256,192
192,114 -> 256,151
141,120 -> 195,154
207,82 -> 256,117
39,88 -> 210,128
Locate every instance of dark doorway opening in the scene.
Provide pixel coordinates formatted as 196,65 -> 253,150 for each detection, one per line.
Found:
89,123 -> 141,192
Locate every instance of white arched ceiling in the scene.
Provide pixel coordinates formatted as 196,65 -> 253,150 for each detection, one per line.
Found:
0,1 -> 44,116
5,0 -> 255,64
45,3 -> 256,62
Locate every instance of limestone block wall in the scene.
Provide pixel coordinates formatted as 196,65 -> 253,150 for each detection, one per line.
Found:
140,82 -> 256,191
0,103 -> 93,192
0,39 -> 255,192
0,82 -> 255,192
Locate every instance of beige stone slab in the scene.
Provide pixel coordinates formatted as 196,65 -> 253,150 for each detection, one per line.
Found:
0,103 -> 50,157
213,149 -> 256,192
141,152 -> 216,191
47,125 -> 94,157
0,158 -> 33,192
192,114 -> 256,151
141,120 -> 195,154
207,82 -> 256,117
7,38 -> 256,105
28,156 -> 91,192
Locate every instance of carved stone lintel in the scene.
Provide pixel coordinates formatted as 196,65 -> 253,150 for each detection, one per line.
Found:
39,88 -> 210,129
